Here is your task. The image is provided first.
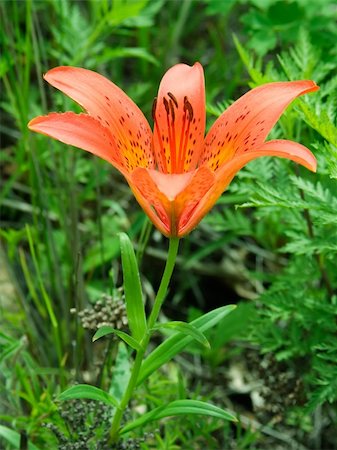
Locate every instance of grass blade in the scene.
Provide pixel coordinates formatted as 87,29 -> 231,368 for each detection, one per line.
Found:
0,425 -> 41,450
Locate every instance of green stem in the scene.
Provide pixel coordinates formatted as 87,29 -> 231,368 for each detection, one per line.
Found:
108,237 -> 180,443
147,237 -> 180,329
108,346 -> 146,442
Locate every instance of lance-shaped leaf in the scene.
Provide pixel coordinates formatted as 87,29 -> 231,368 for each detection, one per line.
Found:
93,326 -> 141,351
152,321 -> 210,348
138,305 -> 236,385
119,232 -> 147,343
120,399 -> 237,434
58,384 -> 118,408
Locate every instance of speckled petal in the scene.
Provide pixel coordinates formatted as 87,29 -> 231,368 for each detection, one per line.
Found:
28,112 -> 124,172
153,63 -> 205,173
201,80 -> 319,171
129,166 -> 214,236
175,166 -> 215,235
44,66 -> 154,172
129,168 -> 172,236
180,138 -> 317,236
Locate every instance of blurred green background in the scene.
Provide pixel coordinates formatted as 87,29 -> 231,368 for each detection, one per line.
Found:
1,0 -> 337,449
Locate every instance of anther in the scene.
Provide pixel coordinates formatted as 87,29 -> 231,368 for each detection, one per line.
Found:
184,97 -> 194,121
169,100 -> 175,122
168,92 -> 178,108
163,97 -> 170,115
152,97 -> 157,120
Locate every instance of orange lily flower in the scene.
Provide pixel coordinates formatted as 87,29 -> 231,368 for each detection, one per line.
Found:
28,63 -> 318,237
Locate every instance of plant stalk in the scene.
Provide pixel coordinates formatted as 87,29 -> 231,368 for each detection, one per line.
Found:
108,237 -> 180,443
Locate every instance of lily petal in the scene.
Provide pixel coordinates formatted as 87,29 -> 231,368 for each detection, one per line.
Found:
201,80 -> 319,170
148,167 -> 214,235
130,168 -> 171,235
175,166 -> 215,234
180,139 -> 316,236
251,139 -> 317,172
28,112 -> 124,171
130,166 -> 214,237
147,170 -> 195,201
153,63 -> 205,174
44,66 -> 154,172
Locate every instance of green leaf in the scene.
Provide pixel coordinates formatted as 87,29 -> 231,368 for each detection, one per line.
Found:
152,321 -> 210,348
83,235 -> 120,273
0,425 -> 41,450
120,399 -> 237,434
138,305 -> 236,384
93,326 -> 141,351
106,0 -> 148,27
95,47 -> 159,66
58,384 -> 118,408
247,29 -> 277,56
110,342 -> 131,402
83,216 -> 143,273
267,1 -> 304,26
119,233 -> 147,343
0,340 -> 21,364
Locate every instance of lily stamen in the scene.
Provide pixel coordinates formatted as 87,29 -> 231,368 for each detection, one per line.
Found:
168,92 -> 178,108
184,96 -> 194,121
163,96 -> 176,172
152,97 -> 168,172
177,106 -> 187,173
177,96 -> 193,172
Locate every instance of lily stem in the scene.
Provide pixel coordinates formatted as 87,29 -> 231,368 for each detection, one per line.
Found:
108,237 -> 180,443
147,238 -> 180,329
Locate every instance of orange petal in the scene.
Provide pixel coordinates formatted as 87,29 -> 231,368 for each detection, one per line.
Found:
201,80 -> 319,170
146,167 -> 214,236
129,168 -> 171,236
175,166 -> 215,235
28,112 -> 125,171
44,66 -> 154,172
251,139 -> 317,172
180,139 -> 317,236
147,170 -> 195,200
153,63 -> 206,173
129,167 -> 214,237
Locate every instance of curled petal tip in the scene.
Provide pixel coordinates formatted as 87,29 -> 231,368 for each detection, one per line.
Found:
304,158 -> 317,173
312,81 -> 320,91
310,82 -> 320,93
43,66 -> 70,81
27,116 -> 42,130
302,80 -> 320,94
310,160 -> 317,173
43,67 -> 56,81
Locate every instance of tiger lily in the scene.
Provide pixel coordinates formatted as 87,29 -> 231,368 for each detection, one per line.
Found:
28,63 -> 318,237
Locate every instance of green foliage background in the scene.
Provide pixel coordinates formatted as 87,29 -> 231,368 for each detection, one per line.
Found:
1,0 -> 336,449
